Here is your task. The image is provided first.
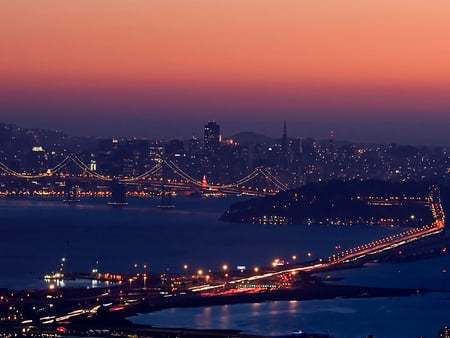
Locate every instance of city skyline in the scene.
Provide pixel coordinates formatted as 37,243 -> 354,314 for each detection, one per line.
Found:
1,120 -> 448,192
1,3 -> 449,334
1,1 -> 450,145
1,118 -> 449,147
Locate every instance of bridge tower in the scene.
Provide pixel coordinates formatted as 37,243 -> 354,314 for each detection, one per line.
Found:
63,182 -> 80,203
108,179 -> 128,206
201,175 -> 208,191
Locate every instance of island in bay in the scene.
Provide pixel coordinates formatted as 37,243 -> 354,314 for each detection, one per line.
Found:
220,180 -> 446,226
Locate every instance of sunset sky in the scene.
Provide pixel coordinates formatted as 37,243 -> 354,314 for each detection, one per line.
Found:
1,1 -> 449,144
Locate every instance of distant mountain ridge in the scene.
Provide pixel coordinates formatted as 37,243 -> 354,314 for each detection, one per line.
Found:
228,132 -> 275,145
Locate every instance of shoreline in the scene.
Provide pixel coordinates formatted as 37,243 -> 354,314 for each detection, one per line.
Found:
134,283 -> 440,317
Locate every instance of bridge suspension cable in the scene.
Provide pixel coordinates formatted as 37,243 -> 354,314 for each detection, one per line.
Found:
217,169 -> 261,189
0,155 -> 289,192
48,156 -> 72,173
164,160 -> 202,186
164,160 -> 264,190
258,167 -> 288,191
70,157 -> 111,181
121,162 -> 163,182
0,156 -> 71,179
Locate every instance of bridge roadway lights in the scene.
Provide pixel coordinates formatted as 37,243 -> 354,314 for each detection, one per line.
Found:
1,156 -> 289,193
195,216 -> 445,291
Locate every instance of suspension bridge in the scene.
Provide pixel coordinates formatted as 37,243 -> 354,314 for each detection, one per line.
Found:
0,156 -> 288,195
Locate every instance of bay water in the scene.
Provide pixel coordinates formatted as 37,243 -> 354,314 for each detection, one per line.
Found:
1,196 -> 449,337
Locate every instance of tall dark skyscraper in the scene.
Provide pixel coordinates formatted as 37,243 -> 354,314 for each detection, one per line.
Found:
281,120 -> 289,169
204,121 -> 221,153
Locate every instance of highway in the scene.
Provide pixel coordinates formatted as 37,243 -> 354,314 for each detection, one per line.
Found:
190,188 -> 446,293
13,187 -> 445,334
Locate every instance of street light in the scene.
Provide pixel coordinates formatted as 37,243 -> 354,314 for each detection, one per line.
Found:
143,274 -> 147,289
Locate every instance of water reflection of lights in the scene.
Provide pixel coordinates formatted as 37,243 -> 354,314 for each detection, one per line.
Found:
289,300 -> 299,314
46,279 -> 65,288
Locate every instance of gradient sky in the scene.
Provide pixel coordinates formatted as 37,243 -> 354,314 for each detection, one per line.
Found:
1,1 -> 449,144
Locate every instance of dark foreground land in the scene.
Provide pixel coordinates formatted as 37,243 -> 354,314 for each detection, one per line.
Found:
2,232 -> 450,337
1,278 -> 442,338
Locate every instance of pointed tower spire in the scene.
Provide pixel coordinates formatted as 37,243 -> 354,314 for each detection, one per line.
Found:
282,120 -> 288,147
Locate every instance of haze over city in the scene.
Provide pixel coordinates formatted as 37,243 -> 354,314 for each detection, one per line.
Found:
1,1 -> 449,145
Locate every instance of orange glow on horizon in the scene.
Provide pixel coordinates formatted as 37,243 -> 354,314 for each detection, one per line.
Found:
1,1 -> 450,119
2,1 -> 450,84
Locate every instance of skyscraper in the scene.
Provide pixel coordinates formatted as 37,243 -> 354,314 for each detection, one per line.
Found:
281,120 -> 289,169
204,121 -> 221,153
